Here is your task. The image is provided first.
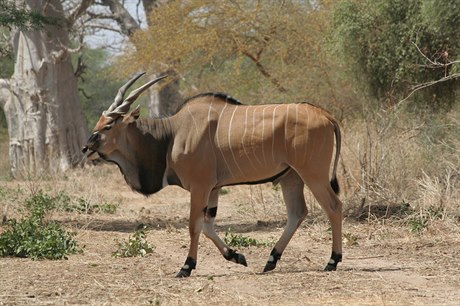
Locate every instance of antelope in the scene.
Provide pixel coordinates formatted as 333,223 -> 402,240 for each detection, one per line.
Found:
83,73 -> 343,277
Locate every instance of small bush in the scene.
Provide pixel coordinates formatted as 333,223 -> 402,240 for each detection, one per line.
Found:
408,215 -> 428,234
408,205 -> 445,234
93,202 -> 118,214
112,225 -> 155,258
24,190 -> 56,219
0,191 -> 81,260
52,191 -> 118,214
0,218 -> 81,259
218,188 -> 230,195
223,229 -> 273,248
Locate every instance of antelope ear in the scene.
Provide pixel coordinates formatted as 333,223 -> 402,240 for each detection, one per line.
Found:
123,106 -> 140,123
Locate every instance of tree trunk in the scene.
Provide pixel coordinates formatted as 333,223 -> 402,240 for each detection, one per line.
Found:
0,0 -> 87,178
149,72 -> 182,117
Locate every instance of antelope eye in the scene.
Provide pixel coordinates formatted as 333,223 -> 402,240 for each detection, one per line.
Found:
103,124 -> 112,131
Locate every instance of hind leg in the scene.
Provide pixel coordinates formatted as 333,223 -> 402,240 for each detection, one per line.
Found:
263,171 -> 308,272
302,177 -> 343,271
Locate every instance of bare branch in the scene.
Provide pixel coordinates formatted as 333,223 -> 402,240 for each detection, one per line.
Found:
99,0 -> 140,36
412,42 -> 460,69
85,24 -> 124,34
67,0 -> 96,27
234,37 -> 287,93
398,73 -> 460,106
396,42 -> 460,106
85,11 -> 120,21
78,87 -> 91,100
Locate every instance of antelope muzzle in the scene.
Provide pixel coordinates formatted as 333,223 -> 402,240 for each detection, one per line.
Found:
82,132 -> 101,156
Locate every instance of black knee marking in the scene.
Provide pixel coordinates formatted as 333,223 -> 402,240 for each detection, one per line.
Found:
263,248 -> 282,272
223,249 -> 247,266
176,256 -> 196,278
324,251 -> 342,271
207,207 -> 217,218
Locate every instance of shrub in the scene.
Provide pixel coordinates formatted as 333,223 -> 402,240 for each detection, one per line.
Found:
50,191 -> 118,214
223,229 -> 273,248
112,225 -> 155,258
0,191 -> 81,260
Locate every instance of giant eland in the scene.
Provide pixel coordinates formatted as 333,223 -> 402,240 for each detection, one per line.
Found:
82,73 -> 343,277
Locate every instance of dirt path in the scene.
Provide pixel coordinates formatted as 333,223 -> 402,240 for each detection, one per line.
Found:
1,223 -> 459,305
1,169 -> 459,305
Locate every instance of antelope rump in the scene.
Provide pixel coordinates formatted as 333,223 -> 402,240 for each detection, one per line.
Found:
82,73 -> 343,277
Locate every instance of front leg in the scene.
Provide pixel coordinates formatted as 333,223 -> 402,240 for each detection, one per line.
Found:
176,188 -> 211,278
202,189 -> 248,267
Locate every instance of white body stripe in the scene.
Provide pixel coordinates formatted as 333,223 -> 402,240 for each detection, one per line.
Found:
187,105 -> 199,135
261,106 -> 269,165
272,105 -> 282,163
285,104 -> 290,157
294,104 -> 299,162
228,106 -> 244,175
242,107 -> 258,171
216,103 -> 233,177
251,107 -> 263,166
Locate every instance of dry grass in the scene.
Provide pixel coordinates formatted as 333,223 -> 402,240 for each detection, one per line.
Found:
339,109 -> 460,224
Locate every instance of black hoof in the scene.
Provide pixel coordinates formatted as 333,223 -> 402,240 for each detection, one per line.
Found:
224,249 -> 248,267
236,253 -> 248,266
324,264 -> 337,271
263,262 -> 277,272
176,269 -> 191,278
263,248 -> 282,273
324,251 -> 342,272
176,256 -> 196,278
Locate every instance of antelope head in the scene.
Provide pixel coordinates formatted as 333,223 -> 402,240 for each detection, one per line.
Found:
82,73 -> 167,159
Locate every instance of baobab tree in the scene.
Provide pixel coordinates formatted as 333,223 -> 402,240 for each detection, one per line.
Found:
0,0 -> 87,178
0,0 -> 179,177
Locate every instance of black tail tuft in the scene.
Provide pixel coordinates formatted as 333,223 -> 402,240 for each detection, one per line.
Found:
330,176 -> 340,194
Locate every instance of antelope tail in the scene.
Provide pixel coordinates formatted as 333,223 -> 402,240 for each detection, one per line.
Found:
330,120 -> 341,194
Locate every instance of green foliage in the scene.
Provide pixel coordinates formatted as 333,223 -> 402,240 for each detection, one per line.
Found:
331,0 -> 460,109
22,190 -> 118,215
408,206 -> 445,234
0,47 -> 13,77
218,188 -> 230,195
0,191 -> 81,260
0,1 -> 58,29
94,202 -> 119,214
408,215 -> 428,234
0,1 -> 60,56
0,218 -> 80,260
223,229 -> 273,248
112,225 -> 155,258
24,190 -> 56,219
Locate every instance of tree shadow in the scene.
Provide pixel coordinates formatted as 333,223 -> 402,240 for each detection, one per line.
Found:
347,267 -> 411,273
62,217 -> 288,233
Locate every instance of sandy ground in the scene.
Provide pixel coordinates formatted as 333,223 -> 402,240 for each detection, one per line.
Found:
1,166 -> 459,305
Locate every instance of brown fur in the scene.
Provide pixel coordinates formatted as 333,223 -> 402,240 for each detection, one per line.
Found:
84,78 -> 343,277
